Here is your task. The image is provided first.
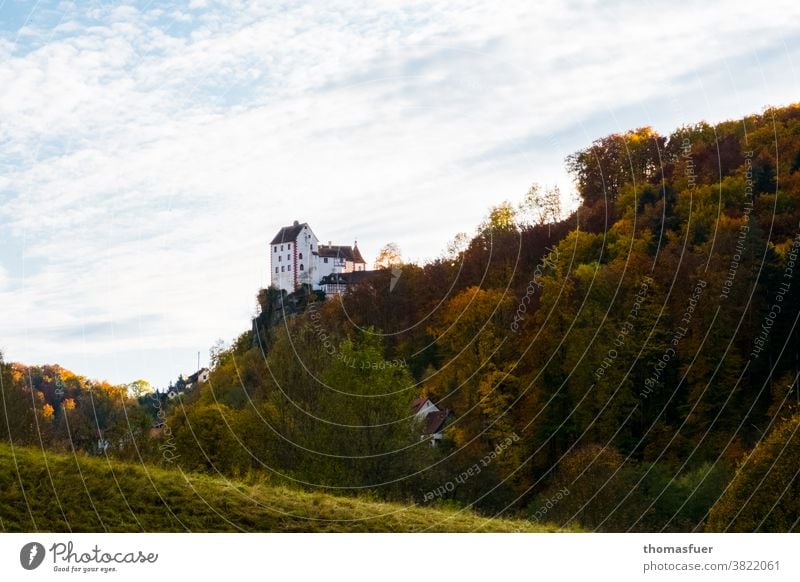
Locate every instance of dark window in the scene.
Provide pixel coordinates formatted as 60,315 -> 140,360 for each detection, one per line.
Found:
273,247 -> 277,253
324,258 -> 328,264
300,264 -> 304,271
287,254 -> 290,260
288,264 -> 291,271
275,267 -> 278,274
278,256 -> 281,262
288,243 -> 291,250
299,252 -> 303,259
281,266 -> 285,272
280,245 -> 283,251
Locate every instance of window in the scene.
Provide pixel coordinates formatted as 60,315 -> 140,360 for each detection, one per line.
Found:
281,266 -> 285,272
288,243 -> 291,250
278,256 -> 281,262
288,264 -> 291,271
287,254 -> 291,260
324,257 -> 328,264
299,252 -> 303,259
300,264 -> 304,271
275,267 -> 278,274
280,245 -> 283,251
273,247 -> 276,253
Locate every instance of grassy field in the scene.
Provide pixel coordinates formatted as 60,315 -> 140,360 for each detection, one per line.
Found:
0,443 -> 561,532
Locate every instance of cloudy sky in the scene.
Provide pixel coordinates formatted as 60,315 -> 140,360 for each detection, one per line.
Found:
1,0 -> 799,387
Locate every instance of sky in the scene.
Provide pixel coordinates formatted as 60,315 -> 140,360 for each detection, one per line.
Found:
1,0 -> 799,388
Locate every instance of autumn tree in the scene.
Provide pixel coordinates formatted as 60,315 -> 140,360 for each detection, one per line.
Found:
127,379 -> 153,399
373,242 -> 403,269
520,182 -> 562,226
707,412 -> 800,532
567,127 -> 665,205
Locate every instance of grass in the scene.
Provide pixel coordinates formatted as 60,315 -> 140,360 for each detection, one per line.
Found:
0,443 -> 563,532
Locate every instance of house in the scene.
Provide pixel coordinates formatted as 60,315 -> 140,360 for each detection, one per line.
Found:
318,270 -> 383,295
411,397 -> 453,445
183,367 -> 209,391
269,221 -> 368,293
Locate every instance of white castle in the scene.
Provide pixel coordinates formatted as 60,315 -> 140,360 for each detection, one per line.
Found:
270,221 -> 367,294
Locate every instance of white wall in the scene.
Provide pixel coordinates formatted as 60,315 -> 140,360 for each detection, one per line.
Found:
270,224 -> 319,292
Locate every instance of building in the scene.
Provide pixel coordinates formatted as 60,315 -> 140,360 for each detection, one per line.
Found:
318,270 -> 383,295
411,397 -> 453,445
184,368 -> 209,391
270,221 -> 367,293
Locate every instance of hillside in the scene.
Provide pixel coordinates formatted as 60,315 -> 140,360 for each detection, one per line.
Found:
6,103 -> 800,533
0,443 -> 559,533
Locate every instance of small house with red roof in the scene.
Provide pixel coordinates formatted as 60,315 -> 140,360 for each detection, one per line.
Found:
412,397 -> 453,445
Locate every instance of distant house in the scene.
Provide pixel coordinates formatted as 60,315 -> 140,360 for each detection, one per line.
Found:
184,367 -> 209,391
269,221 -> 367,293
411,397 -> 453,445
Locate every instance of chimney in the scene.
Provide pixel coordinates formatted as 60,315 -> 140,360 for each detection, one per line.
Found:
328,241 -> 331,246
293,220 -> 299,227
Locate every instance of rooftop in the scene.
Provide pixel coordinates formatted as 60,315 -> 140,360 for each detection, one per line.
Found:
270,221 -> 308,245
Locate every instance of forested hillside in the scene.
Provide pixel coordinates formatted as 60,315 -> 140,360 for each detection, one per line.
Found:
4,103 -> 800,532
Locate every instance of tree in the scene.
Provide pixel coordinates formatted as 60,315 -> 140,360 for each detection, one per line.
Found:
481,201 -> 518,232
126,379 -> 153,399
707,412 -> 800,532
0,355 -> 38,445
566,127 -> 665,205
373,242 -> 403,270
314,331 -> 416,487
520,183 -> 562,226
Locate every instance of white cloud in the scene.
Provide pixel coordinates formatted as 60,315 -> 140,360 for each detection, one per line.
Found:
1,0 -> 799,384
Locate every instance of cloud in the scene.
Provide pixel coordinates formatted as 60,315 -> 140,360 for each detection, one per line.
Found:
1,0 -> 799,384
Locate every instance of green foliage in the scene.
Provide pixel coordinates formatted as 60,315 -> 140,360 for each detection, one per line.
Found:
707,412 -> 800,532
531,446 -> 733,532
9,103 -> 800,531
0,442 -> 556,532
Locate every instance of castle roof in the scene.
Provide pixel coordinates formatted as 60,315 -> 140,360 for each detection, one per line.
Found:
318,270 -> 382,286
318,244 -> 366,264
270,221 -> 307,245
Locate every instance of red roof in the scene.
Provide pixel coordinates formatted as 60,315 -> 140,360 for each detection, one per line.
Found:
424,410 -> 451,435
410,397 -> 451,435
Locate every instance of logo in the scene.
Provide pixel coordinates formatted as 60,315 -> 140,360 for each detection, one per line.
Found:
20,542 -> 46,570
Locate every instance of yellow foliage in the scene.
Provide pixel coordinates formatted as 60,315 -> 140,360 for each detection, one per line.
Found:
41,403 -> 55,421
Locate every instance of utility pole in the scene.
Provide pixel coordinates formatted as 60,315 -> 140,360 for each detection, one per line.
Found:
197,351 -> 200,371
